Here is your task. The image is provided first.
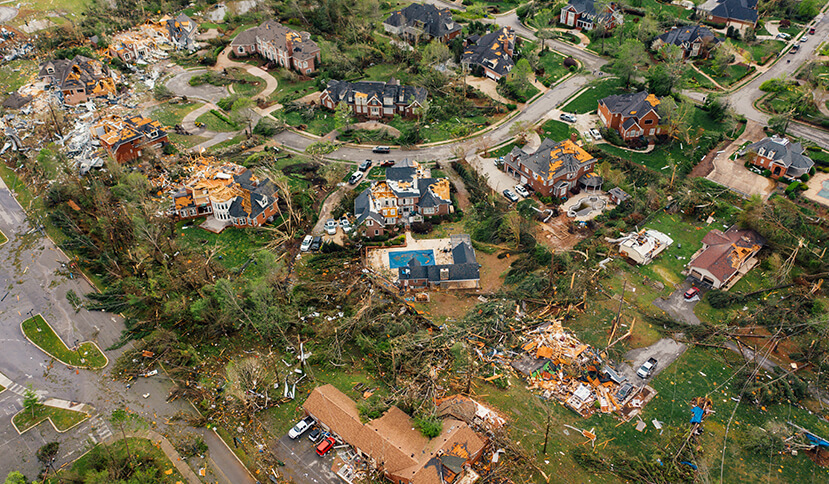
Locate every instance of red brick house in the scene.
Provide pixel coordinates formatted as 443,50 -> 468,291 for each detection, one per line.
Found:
320,78 -> 427,120
230,20 -> 320,74
698,0 -> 758,29
91,115 -> 168,164
559,0 -> 623,31
743,136 -> 815,179
598,91 -> 663,141
504,138 -> 598,198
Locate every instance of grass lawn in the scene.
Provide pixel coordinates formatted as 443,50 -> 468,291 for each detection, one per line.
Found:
697,62 -> 754,87
196,110 -> 240,132
778,22 -> 804,37
0,59 -> 38,94
227,67 -> 266,98
562,78 -> 624,114
733,39 -> 786,64
0,229 -> 7,245
488,142 -> 519,158
636,212 -> 714,288
282,109 -> 337,136
208,134 -> 247,152
47,437 -> 183,483
13,404 -> 89,433
540,119 -> 577,141
150,101 -> 200,127
22,315 -> 107,369
685,67 -> 719,90
362,63 -> 413,84
271,70 -> 320,104
175,219 -> 273,269
168,133 -> 209,150
538,51 -> 571,87
388,114 -> 494,144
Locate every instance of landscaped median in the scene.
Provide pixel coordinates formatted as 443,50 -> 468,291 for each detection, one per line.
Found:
21,315 -> 108,369
0,228 -> 7,245
12,399 -> 91,434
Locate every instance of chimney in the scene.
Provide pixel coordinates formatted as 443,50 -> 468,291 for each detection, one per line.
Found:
440,268 -> 449,280
570,132 -> 579,143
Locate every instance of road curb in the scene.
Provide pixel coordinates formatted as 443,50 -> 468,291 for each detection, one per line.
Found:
11,401 -> 92,435
20,314 -> 109,371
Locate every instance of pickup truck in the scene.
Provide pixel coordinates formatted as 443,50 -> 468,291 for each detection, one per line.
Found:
288,416 -> 315,439
636,358 -> 658,379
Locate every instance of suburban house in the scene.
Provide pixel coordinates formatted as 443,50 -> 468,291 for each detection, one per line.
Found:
559,0 -> 623,31
652,25 -> 721,58
598,91 -> 663,142
399,235 -> 481,290
617,229 -> 674,265
162,13 -> 198,51
685,226 -> 765,290
171,159 -> 278,232
503,137 -> 597,198
744,136 -> 815,179
230,20 -> 320,74
38,56 -> 117,105
303,384 -> 486,484
383,3 -> 462,43
90,115 -> 168,164
461,27 -> 515,81
698,0 -> 758,29
354,159 -> 452,237
320,78 -> 427,120
108,15 -> 197,63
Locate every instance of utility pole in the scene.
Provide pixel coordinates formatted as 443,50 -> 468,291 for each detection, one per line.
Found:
48,101 -> 63,138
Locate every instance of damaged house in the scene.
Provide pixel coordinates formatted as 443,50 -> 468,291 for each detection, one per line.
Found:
171,159 -> 279,233
598,91 -> 663,142
652,25 -> 721,59
38,56 -> 116,105
399,234 -> 481,290
743,136 -> 815,179
320,78 -> 427,120
303,384 -> 487,484
615,229 -> 674,265
461,27 -> 515,81
91,115 -> 168,164
162,13 -> 198,51
685,226 -> 765,290
383,3 -> 462,44
504,137 -> 597,198
354,159 -> 452,237
230,20 -> 320,74
108,14 -> 197,63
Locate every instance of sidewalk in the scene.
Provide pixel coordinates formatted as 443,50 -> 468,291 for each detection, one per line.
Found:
103,430 -> 201,484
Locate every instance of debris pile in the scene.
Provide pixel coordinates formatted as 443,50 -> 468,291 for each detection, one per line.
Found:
511,320 -> 655,420
0,26 -> 34,62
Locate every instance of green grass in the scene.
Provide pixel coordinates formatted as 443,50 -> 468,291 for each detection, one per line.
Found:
272,70 -> 320,104
636,212 -> 713,288
282,110 -> 337,136
201,22 -> 221,31
685,68 -> 719,90
150,101 -> 200,127
732,39 -> 786,64
362,63 -> 413,84
388,114 -> 494,144
227,68 -> 266,98
777,22 -> 804,37
13,404 -> 89,433
208,133 -> 247,152
0,229 -> 7,245
538,51 -> 571,87
488,142 -> 519,158
168,133 -> 209,149
175,219 -> 273,269
697,61 -> 754,87
22,315 -> 107,369
562,78 -> 624,114
0,59 -> 37,94
47,437 -> 184,483
540,119 -> 577,141
196,110 -> 240,132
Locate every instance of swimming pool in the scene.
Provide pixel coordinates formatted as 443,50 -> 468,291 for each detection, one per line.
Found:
818,180 -> 829,200
389,249 -> 436,269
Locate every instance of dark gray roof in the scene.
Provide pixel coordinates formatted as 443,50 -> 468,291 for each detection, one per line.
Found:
706,0 -> 757,23
747,137 -> 815,172
511,355 -> 552,376
384,3 -> 461,40
599,91 -> 659,118
564,0 -> 619,24
165,13 -> 197,49
385,165 -> 417,181
655,25 -> 721,49
354,188 -> 385,226
229,197 -> 246,218
398,239 -> 479,283
38,55 -> 112,93
418,189 -> 441,208
324,79 -> 427,108
621,117 -> 638,130
608,187 -> 630,202
230,20 -> 319,60
507,137 -> 594,181
461,27 -> 515,77
2,92 -> 32,109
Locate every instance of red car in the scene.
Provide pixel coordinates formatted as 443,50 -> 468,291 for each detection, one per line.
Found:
684,287 -> 700,300
316,436 -> 335,456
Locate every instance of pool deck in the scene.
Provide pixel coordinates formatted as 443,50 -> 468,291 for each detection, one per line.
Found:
803,172 -> 829,208
367,232 -> 456,281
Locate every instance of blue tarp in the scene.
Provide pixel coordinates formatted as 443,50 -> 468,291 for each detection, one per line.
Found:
690,406 -> 704,424
806,432 -> 829,448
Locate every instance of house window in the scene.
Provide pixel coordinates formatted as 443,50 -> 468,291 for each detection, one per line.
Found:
644,119 -> 653,125
238,46 -> 245,53
367,220 -> 373,226
374,229 -> 379,236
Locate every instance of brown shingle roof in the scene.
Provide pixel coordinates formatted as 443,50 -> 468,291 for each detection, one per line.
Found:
689,226 -> 764,283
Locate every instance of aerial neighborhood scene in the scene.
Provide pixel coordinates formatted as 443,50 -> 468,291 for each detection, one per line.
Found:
2,0 -> 829,482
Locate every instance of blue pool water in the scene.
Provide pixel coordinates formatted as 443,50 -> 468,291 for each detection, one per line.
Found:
389,250 -> 435,269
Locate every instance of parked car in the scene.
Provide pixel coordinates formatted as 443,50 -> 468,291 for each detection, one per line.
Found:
325,219 -> 338,235
300,235 -> 313,252
616,382 -> 634,401
288,416 -> 315,439
502,189 -> 519,203
372,146 -> 391,154
589,128 -> 602,140
380,159 -> 396,167
316,436 -> 336,456
776,32 -> 791,39
559,113 -> 577,123
514,185 -> 530,198
310,236 -> 322,251
636,358 -> 658,379
308,427 -> 323,443
684,286 -> 700,300
801,35 -> 809,42
359,159 -> 372,171
790,44 -> 800,53
348,171 -> 364,185
340,217 -> 353,233
809,26 -> 816,34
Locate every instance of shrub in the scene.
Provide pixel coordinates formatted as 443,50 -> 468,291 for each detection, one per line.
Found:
411,221 -> 433,234
162,143 -> 178,155
563,57 -> 578,68
217,95 -> 238,111
252,117 -> 283,137
800,173 -> 810,182
415,415 -> 443,438
153,84 -> 174,101
762,169 -> 772,177
707,289 -> 738,308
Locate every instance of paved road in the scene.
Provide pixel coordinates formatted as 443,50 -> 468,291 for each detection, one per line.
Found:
166,68 -> 229,104
203,429 -> 256,484
272,433 -> 339,483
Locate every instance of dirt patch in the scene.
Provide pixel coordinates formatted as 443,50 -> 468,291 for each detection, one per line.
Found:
734,325 -> 799,367
535,214 -> 584,251
477,250 -> 511,292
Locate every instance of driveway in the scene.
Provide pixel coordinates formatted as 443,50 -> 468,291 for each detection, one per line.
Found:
705,120 -> 776,198
272,433 -> 340,483
653,279 -> 703,326
166,69 -> 229,104
619,338 -> 688,383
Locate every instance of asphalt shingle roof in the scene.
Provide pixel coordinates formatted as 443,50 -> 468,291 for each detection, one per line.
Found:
746,137 -> 815,172
655,25 -> 721,49
324,79 -> 427,108
384,3 -> 461,40
461,27 -> 515,77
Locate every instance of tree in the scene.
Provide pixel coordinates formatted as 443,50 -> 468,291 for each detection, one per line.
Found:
636,15 -> 659,43
611,39 -> 648,87
712,41 -> 735,77
37,442 -> 59,475
768,111 -> 794,136
110,408 -> 136,466
422,40 -> 451,67
648,45 -> 688,96
658,96 -> 693,142
229,96 -> 256,137
531,9 -> 556,52
22,387 -> 41,418
334,101 -> 353,133
593,0 -> 613,54
507,58 -> 534,93
3,472 -> 27,484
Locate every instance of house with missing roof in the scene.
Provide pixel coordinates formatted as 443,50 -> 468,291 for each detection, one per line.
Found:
90,115 -> 168,164
685,226 -> 764,290
38,55 -> 117,105
399,234 -> 481,290
559,0 -> 623,31
230,20 -> 320,74
355,159 -> 452,237
303,384 -> 486,484
698,0 -> 758,29
171,160 -> 278,232
107,14 -> 197,63
743,136 -> 815,179
598,91 -> 663,142
163,13 -> 198,51
504,137 -> 598,198
652,25 -> 721,58
320,78 -> 427,120
461,27 -> 515,81
383,3 -> 462,44
617,229 -> 674,265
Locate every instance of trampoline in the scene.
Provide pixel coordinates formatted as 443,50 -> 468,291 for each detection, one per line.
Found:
389,250 -> 435,269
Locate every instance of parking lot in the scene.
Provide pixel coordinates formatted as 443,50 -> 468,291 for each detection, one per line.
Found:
272,429 -> 340,484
